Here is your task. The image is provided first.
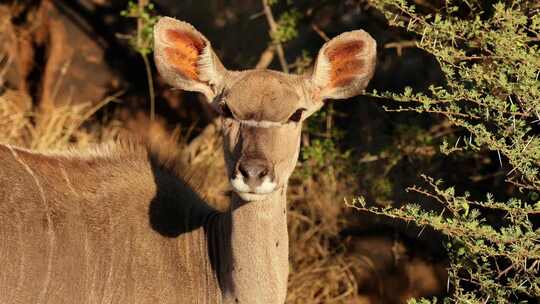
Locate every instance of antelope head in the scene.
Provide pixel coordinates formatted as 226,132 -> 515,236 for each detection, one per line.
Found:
154,17 -> 376,202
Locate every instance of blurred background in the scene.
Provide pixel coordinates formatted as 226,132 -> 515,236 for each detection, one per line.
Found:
1,0 -> 538,303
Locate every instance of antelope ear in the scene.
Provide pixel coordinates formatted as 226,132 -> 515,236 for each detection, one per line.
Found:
310,30 -> 377,101
154,17 -> 227,102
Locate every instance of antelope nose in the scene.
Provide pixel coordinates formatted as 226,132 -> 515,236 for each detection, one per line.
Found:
237,160 -> 270,187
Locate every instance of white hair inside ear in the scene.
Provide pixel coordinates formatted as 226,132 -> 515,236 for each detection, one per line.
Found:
197,43 -> 225,93
312,51 -> 332,89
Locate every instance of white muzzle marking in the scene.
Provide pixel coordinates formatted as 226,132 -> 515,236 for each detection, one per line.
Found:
230,174 -> 277,201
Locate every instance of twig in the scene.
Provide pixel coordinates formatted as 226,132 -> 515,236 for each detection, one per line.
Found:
326,103 -> 333,137
383,107 -> 481,119
249,11 -> 265,20
406,186 -> 447,208
522,137 -> 534,153
455,55 -> 505,61
136,0 -> 155,121
0,51 -> 13,89
255,45 -> 275,69
311,24 -> 330,42
261,0 -> 289,73
384,40 -> 417,56
137,0 -> 148,47
506,177 -> 540,194
141,53 -> 155,121
495,265 -> 514,280
470,171 -> 505,182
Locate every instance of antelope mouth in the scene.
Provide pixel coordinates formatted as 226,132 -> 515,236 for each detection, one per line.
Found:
230,174 -> 277,202
234,191 -> 270,202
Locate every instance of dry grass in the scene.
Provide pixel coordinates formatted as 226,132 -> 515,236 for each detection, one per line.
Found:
0,7 -> 121,149
0,90 -> 121,149
286,182 -> 359,303
0,91 -> 30,146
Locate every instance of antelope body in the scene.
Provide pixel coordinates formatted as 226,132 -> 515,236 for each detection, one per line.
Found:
0,17 -> 376,303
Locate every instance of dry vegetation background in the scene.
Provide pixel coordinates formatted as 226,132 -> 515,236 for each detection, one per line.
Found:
0,0 -> 469,303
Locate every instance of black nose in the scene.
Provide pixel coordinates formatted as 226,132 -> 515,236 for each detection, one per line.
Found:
237,159 -> 271,187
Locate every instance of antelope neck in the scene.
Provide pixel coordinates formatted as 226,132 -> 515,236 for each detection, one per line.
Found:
219,188 -> 289,303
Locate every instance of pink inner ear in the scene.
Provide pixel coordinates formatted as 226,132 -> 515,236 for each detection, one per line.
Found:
325,40 -> 366,88
326,40 -> 365,62
164,29 -> 206,81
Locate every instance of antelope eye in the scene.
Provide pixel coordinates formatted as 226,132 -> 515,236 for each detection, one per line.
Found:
220,103 -> 234,118
288,109 -> 305,123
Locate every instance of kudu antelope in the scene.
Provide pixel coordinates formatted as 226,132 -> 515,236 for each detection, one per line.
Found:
0,17 -> 376,303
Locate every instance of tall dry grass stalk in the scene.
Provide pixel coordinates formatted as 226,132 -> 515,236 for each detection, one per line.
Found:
0,90 -> 121,150
0,92 -> 32,146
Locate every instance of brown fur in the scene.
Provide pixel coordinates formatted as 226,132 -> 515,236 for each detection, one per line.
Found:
0,142 -> 222,303
0,141 -> 292,303
225,71 -> 303,123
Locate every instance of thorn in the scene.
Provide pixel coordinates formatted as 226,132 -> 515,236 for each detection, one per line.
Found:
506,166 -> 517,176
417,225 -> 426,237
522,137 -> 534,153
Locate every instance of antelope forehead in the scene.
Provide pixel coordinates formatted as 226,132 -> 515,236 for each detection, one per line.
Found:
228,92 -> 302,125
226,71 -> 303,122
